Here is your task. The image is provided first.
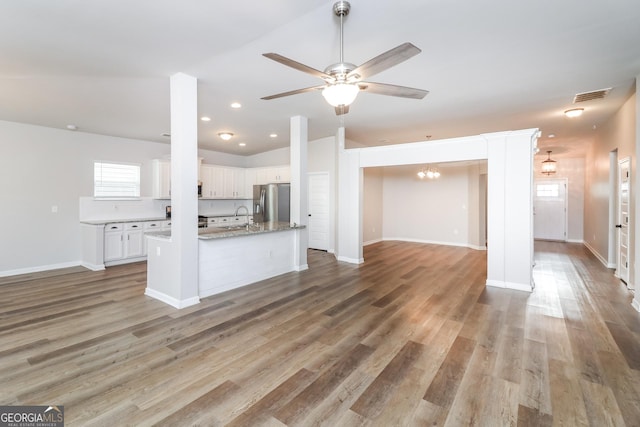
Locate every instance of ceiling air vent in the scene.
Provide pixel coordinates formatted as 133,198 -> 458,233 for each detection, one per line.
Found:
573,88 -> 611,103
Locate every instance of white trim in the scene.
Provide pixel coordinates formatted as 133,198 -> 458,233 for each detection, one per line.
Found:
632,297 -> 640,312
294,264 -> 309,272
0,261 -> 82,278
336,256 -> 364,264
144,287 -> 200,309
81,262 -> 105,271
105,256 -> 147,267
486,279 -> 533,292
382,237 -> 486,251
583,241 -> 614,268
567,239 -> 584,244
363,238 -> 383,246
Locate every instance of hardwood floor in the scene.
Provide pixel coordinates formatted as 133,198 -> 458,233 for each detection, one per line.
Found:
1,241 -> 639,426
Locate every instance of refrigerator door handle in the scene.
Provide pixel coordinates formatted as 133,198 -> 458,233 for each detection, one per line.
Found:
259,188 -> 266,214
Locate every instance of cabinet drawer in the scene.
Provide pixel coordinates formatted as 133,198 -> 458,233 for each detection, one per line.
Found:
125,222 -> 143,230
105,223 -> 124,232
144,221 -> 162,230
162,220 -> 172,229
207,217 -> 219,225
230,216 -> 243,224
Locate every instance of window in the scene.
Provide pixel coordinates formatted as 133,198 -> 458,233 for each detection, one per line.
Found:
536,183 -> 559,198
94,161 -> 141,198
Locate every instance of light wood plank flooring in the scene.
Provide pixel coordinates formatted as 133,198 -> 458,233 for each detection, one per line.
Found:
1,241 -> 639,426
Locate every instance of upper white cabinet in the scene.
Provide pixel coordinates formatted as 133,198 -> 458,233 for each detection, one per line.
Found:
201,164 -> 224,198
152,160 -> 289,199
152,159 -> 171,199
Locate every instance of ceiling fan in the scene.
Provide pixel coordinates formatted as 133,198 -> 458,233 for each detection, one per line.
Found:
261,1 -> 428,115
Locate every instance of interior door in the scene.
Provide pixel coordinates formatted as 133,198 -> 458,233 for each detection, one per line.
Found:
617,157 -> 630,284
534,179 -> 567,241
308,172 -> 330,251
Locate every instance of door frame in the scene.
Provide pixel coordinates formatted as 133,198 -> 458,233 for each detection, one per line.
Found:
307,171 -> 332,251
615,156 -> 631,285
533,177 -> 568,241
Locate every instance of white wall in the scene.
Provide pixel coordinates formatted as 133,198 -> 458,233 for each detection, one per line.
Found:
584,91 -> 636,280
0,118 -> 338,276
0,120 -> 173,274
340,129 -> 537,292
363,167 -> 383,245
381,164 -> 472,247
533,156 -> 586,242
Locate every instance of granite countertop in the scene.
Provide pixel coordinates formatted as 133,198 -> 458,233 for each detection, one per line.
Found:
80,217 -> 169,225
146,222 -> 305,241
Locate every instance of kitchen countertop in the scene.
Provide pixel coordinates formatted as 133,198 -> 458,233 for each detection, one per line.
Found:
80,217 -> 169,225
146,222 -> 305,241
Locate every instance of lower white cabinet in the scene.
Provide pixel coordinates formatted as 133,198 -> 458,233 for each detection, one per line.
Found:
104,222 -> 145,264
104,223 -> 124,262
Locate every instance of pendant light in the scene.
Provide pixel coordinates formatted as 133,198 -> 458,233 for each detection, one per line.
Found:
417,166 -> 440,179
541,151 -> 557,175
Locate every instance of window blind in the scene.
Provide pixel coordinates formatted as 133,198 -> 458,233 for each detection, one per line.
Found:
94,162 -> 141,198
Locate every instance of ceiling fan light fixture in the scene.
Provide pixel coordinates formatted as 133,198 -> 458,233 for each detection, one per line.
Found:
564,108 -> 584,118
322,83 -> 359,107
218,132 -> 234,141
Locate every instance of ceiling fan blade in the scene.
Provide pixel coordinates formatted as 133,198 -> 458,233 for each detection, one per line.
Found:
263,53 -> 333,81
348,43 -> 421,80
261,85 -> 325,100
358,81 -> 428,99
335,105 -> 349,115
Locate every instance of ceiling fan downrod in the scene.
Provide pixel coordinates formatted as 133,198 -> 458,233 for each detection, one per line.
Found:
333,1 -> 350,65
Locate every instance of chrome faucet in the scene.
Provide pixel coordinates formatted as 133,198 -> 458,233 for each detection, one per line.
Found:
235,205 -> 250,226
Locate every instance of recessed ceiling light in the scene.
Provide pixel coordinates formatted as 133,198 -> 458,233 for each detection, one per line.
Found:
238,142 -> 246,147
218,132 -> 233,141
231,102 -> 242,109
548,134 -> 556,138
269,133 -> 277,138
66,124 -> 77,131
564,108 -> 584,118
200,116 -> 211,122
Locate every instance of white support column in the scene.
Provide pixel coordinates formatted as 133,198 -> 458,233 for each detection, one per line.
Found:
290,115 -> 309,271
145,72 -> 200,309
336,127 -> 364,263
485,131 -> 535,292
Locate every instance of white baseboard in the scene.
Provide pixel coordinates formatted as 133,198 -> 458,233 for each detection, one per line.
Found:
81,262 -> 105,271
294,264 -> 309,272
144,288 -> 200,309
0,261 -> 82,278
382,237 -> 486,251
582,241 -> 611,268
336,256 -> 364,264
486,279 -> 533,293
632,297 -> 640,312
363,238 -> 383,246
567,239 -> 584,244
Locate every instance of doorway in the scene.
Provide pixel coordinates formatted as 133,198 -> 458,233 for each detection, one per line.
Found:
534,178 -> 568,241
308,172 -> 330,251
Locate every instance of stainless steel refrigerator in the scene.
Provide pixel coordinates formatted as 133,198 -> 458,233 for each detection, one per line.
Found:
253,183 -> 290,223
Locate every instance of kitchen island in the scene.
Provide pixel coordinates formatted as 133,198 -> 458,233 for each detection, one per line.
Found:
145,222 -> 306,304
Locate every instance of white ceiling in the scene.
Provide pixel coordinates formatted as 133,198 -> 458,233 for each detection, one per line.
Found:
1,0 -> 639,159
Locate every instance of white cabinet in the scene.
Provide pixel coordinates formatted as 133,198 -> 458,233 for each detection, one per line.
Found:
244,168 -> 256,198
104,223 -> 124,262
103,222 -> 145,264
224,167 -> 246,198
201,165 -> 225,198
252,165 -> 291,185
268,166 -> 290,183
124,223 -> 144,258
152,159 -> 171,199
